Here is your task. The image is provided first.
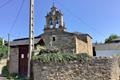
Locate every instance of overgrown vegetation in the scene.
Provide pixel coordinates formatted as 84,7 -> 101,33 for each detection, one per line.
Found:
33,53 -> 91,63
33,45 -> 91,63
0,37 -> 3,45
0,37 -> 8,60
2,65 -> 28,80
0,45 -> 8,60
2,65 -> 9,77
35,45 -> 59,55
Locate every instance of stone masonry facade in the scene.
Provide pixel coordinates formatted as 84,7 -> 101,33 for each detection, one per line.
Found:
9,47 -> 19,74
8,5 -> 93,75
41,31 -> 93,56
42,5 -> 93,56
75,36 -> 93,56
33,57 -> 120,80
41,31 -> 76,53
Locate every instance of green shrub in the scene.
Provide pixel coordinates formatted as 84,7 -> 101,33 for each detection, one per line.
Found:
2,65 -> 9,77
35,45 -> 59,55
38,48 -> 59,55
33,53 -> 91,63
2,65 -> 27,80
77,53 -> 91,62
0,45 -> 8,60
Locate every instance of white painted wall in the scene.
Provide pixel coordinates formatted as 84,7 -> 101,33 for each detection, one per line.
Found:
96,50 -> 120,57
0,59 -> 7,75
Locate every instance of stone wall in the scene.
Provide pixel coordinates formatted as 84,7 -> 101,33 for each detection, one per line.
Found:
33,57 -> 120,80
75,36 -> 88,54
41,31 -> 76,53
75,35 -> 93,56
86,36 -> 93,56
9,47 -> 19,74
41,31 -> 93,55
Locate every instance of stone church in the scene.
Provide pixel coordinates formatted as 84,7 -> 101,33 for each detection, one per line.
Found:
9,5 -> 93,76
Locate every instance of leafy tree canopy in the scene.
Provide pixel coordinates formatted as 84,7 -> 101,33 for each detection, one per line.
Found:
105,34 -> 119,43
0,37 -> 2,45
0,37 -> 8,59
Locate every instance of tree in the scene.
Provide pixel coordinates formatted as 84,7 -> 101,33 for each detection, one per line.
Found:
105,34 -> 119,43
0,37 -> 7,60
0,37 -> 2,45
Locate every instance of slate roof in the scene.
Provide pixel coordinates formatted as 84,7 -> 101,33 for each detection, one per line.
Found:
10,36 -> 41,46
73,32 -> 92,39
10,31 -> 92,46
94,43 -> 120,50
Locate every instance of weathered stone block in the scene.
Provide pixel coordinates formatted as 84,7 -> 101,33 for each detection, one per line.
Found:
33,57 -> 120,80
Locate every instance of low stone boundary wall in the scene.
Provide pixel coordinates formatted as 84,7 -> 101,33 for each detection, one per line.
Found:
33,57 -> 120,80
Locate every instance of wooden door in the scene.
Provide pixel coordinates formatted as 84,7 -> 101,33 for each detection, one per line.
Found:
19,46 -> 28,76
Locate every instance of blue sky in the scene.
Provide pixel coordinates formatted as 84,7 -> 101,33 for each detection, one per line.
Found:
0,0 -> 120,43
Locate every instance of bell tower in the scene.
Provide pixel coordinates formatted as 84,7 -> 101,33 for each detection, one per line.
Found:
44,5 -> 66,32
